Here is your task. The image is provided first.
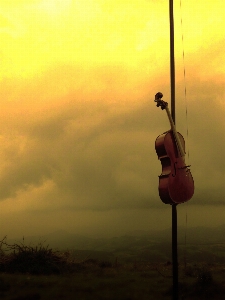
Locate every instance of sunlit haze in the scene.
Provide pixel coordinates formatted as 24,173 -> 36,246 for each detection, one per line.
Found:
0,0 -> 225,238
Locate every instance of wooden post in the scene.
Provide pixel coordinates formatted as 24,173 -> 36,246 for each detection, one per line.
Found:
169,0 -> 175,123
169,0 -> 178,299
172,204 -> 178,300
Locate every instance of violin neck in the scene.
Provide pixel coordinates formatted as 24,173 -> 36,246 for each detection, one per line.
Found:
165,106 -> 185,158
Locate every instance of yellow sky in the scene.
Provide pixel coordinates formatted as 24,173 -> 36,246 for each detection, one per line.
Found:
0,0 -> 225,238
1,0 -> 224,78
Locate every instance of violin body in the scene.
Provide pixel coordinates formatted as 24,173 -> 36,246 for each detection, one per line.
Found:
155,130 -> 194,204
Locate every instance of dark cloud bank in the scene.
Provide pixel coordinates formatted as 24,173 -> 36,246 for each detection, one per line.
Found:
0,64 -> 224,211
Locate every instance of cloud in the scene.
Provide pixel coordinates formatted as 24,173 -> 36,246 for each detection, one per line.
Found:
0,58 -> 224,217
0,64 -> 155,209
0,1 -> 225,238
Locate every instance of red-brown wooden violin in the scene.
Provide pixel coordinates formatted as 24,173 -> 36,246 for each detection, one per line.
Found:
154,92 -> 194,204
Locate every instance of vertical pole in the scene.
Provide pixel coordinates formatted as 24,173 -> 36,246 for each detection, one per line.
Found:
169,0 -> 178,299
172,204 -> 178,300
169,0 -> 175,123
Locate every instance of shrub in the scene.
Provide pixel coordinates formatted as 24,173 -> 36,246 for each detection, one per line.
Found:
0,236 -> 78,275
99,261 -> 112,268
196,266 -> 213,286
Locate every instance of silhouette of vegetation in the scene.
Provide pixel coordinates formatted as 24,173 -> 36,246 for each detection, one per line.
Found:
0,236 -> 81,275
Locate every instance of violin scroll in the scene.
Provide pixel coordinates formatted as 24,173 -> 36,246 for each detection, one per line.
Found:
154,92 -> 168,110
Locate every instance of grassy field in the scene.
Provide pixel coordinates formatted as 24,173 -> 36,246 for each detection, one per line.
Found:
0,263 -> 171,300
1,261 -> 225,299
0,237 -> 225,299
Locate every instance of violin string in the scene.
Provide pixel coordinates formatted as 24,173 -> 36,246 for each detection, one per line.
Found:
180,0 -> 189,273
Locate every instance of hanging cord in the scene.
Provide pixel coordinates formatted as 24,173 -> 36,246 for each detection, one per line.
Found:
179,0 -> 190,164
184,209 -> 189,276
180,0 -> 189,276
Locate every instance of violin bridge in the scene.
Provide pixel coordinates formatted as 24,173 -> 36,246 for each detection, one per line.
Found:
178,165 -> 191,170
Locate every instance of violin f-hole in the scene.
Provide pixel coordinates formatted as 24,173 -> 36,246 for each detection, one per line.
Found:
172,161 -> 177,177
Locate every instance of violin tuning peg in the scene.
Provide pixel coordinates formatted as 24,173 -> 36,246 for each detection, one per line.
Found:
155,92 -> 163,100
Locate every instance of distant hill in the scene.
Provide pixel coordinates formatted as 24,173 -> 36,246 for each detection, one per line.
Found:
7,224 -> 225,251
126,224 -> 225,244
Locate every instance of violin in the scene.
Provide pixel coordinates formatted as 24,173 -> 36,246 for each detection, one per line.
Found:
154,92 -> 194,204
